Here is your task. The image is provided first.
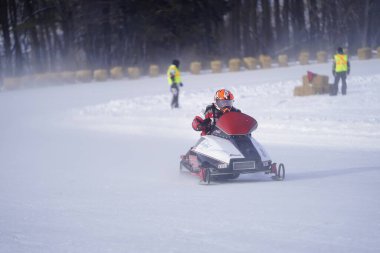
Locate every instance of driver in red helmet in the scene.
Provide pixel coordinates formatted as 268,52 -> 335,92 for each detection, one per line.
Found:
192,89 -> 241,135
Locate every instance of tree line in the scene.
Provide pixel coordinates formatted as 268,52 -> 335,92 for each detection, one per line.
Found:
0,0 -> 379,79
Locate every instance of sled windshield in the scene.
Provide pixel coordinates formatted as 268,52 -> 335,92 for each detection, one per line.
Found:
215,112 -> 258,135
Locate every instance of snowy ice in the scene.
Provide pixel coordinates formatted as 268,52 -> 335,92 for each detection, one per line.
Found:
0,59 -> 379,253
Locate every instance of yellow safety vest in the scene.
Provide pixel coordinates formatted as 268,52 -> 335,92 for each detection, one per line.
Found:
167,64 -> 181,85
334,54 -> 348,72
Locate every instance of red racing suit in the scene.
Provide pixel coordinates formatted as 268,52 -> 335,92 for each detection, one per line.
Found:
192,103 -> 241,135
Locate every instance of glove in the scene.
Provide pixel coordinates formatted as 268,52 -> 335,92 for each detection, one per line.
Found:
347,70 -> 350,76
192,116 -> 204,131
332,71 -> 336,77
199,118 -> 211,128
192,117 -> 211,131
179,82 -> 183,87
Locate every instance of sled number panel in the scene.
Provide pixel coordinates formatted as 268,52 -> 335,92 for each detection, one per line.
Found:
233,161 -> 255,170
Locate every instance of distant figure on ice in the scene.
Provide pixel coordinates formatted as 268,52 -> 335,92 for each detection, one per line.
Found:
332,47 -> 350,95
167,59 -> 183,108
192,89 -> 241,136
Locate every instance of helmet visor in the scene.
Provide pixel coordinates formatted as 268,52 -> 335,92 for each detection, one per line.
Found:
216,99 -> 233,109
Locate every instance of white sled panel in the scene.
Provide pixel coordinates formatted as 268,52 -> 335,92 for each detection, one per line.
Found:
193,136 -> 244,164
250,137 -> 271,161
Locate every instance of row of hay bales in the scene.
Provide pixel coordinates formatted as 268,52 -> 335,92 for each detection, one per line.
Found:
294,74 -> 330,96
2,66 -> 161,90
212,51 -> 336,73
218,52 -> 323,73
357,47 -> 378,60
292,47 -> 380,64
91,66 -> 160,81
189,57 -> 267,74
224,47 -> 380,73
189,54 -> 285,74
2,47 -> 379,91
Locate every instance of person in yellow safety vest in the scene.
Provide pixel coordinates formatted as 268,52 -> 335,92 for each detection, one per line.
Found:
167,59 -> 183,108
332,47 -> 350,95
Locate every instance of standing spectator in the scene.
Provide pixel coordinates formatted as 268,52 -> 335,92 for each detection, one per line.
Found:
167,59 -> 183,108
332,47 -> 350,95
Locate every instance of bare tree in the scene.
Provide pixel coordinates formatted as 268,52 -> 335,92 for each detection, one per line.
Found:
1,0 -> 379,79
0,0 -> 12,75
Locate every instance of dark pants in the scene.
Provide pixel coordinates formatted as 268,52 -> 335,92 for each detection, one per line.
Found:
170,84 -> 179,108
331,72 -> 347,95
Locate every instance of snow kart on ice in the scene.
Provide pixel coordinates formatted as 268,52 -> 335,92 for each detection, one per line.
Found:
180,112 -> 285,184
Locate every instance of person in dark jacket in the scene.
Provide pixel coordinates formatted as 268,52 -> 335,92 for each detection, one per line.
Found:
192,89 -> 240,135
332,47 -> 350,95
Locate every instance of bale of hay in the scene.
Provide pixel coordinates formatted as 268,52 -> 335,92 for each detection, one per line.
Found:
259,55 -> 272,69
312,84 -> 325,94
60,71 -> 76,84
33,74 -> 46,86
127,67 -> 141,79
51,72 -> 63,84
320,84 -> 330,94
303,85 -> 316,96
190,61 -> 202,74
19,75 -> 36,87
3,77 -> 22,90
110,67 -> 124,80
149,65 -> 160,77
327,83 -> 335,95
293,86 -> 306,96
301,74 -> 329,95
312,75 -> 329,87
210,60 -> 222,73
34,73 -> 58,86
323,84 -> 330,94
76,70 -> 92,83
302,75 -> 309,86
298,52 -> 309,65
94,69 -> 108,82
294,84 -> 315,96
242,57 -> 257,70
228,58 -> 241,72
278,54 -> 288,67
316,51 -> 327,63
357,47 -> 372,60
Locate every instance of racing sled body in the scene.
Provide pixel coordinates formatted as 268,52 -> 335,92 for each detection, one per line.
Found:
180,112 -> 285,183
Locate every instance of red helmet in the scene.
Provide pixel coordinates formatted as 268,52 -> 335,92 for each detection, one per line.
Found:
214,89 -> 234,113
